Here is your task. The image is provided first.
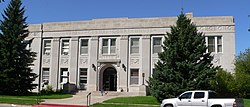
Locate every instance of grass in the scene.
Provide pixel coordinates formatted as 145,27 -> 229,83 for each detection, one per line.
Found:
244,99 -> 250,106
0,93 -> 73,105
103,96 -> 160,105
92,103 -> 153,107
96,96 -> 250,107
93,96 -> 160,107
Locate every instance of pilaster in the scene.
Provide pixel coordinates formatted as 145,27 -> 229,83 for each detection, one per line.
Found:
69,37 -> 79,84
88,36 -> 99,91
119,35 -> 129,92
141,35 -> 151,86
51,37 -> 60,90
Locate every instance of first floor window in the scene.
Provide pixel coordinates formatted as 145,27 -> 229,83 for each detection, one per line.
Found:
60,68 -> 69,84
79,68 -> 88,84
130,69 -> 139,85
79,68 -> 88,90
42,68 -> 50,84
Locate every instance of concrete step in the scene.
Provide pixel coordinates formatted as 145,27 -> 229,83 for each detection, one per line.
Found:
77,91 -> 141,97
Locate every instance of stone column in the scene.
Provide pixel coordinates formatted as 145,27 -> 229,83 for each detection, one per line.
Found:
88,36 -> 99,91
139,34 -> 151,95
69,37 -> 79,84
51,37 -> 60,90
119,35 -> 129,92
141,35 -> 151,85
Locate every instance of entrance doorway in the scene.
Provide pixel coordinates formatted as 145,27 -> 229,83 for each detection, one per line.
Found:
102,67 -> 117,91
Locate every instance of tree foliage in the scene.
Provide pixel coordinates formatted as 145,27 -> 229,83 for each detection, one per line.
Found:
210,48 -> 250,98
0,0 -> 37,95
210,69 -> 235,97
148,13 -> 218,101
234,48 -> 250,97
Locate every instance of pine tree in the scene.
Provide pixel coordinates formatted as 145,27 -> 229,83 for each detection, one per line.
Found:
0,0 -> 37,95
148,13 -> 218,101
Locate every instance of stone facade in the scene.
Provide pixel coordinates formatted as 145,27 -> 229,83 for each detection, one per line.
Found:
27,13 -> 235,94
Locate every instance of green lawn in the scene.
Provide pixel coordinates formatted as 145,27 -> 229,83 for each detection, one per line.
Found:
93,96 -> 160,107
103,96 -> 160,105
0,93 -> 72,105
95,96 -> 250,107
93,103 -> 155,107
244,99 -> 250,106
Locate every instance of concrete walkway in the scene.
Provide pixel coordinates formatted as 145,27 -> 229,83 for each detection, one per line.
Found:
41,91 -> 139,106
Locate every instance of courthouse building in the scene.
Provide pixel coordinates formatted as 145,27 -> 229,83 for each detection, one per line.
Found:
27,13 -> 235,94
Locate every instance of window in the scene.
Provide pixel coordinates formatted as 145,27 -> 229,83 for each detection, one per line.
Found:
102,38 -> 116,54
179,92 -> 192,99
208,37 -> 215,52
80,39 -> 88,55
217,37 -> 222,52
153,37 -> 162,54
79,68 -> 88,84
43,40 -> 51,55
60,68 -> 69,84
61,39 -> 70,55
131,38 -> 139,54
42,68 -> 50,84
208,91 -> 219,99
206,36 -> 222,53
130,69 -> 139,85
194,92 -> 205,99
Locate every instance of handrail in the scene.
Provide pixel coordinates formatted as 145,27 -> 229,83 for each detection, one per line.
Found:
86,92 -> 91,107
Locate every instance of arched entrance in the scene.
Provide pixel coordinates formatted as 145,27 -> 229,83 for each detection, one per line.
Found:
102,67 -> 117,91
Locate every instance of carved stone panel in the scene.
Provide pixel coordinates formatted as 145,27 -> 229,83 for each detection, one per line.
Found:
130,58 -> 139,66
212,54 -> 221,65
80,58 -> 88,65
61,58 -> 69,65
43,58 -> 50,65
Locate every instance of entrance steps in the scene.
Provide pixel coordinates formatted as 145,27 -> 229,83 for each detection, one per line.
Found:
77,90 -> 142,97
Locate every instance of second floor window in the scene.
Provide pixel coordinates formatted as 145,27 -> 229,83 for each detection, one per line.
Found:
61,39 -> 70,55
207,36 -> 222,53
153,37 -> 162,54
80,39 -> 88,55
102,38 -> 116,54
43,40 -> 51,55
131,38 -> 139,54
208,37 -> 215,52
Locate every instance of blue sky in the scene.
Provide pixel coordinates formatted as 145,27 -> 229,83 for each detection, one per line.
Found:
0,0 -> 249,55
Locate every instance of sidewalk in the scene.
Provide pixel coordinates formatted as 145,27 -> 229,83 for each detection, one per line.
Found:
42,91 -> 137,105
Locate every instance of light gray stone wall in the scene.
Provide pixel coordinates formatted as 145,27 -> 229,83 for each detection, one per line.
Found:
28,13 -> 235,93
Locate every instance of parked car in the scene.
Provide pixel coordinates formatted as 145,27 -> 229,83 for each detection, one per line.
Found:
160,90 -> 237,107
